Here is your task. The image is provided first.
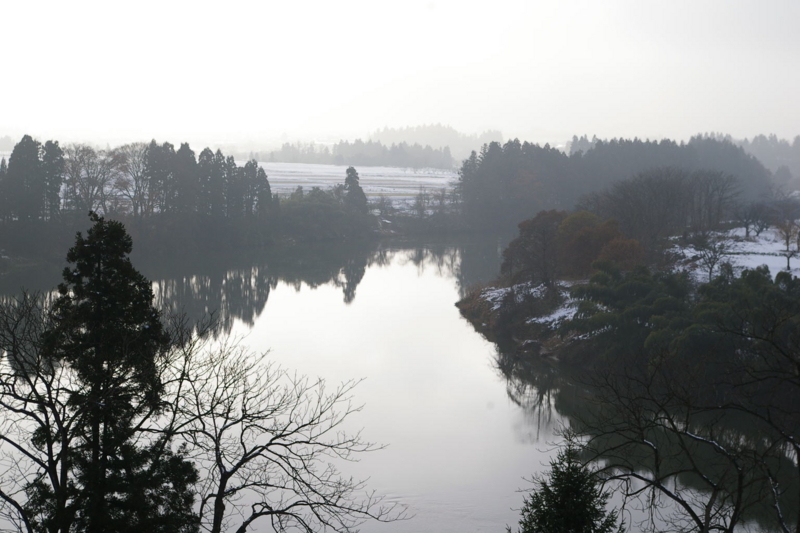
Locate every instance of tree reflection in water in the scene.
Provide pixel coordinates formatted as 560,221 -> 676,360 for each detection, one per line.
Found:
490,336 -> 799,533
138,237 -> 501,338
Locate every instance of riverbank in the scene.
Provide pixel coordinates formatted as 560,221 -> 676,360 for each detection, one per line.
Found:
456,226 -> 800,364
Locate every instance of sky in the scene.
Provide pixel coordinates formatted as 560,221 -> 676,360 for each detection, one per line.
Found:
2,0 -> 799,147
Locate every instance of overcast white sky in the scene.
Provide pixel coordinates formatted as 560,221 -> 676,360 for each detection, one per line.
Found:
2,0 -> 798,147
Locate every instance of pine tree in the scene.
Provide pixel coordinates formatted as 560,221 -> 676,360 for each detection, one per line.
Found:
174,143 -> 198,215
226,157 -> 244,219
42,140 -> 64,221
344,166 -> 367,214
509,435 -> 620,533
144,141 -> 176,214
34,212 -> 198,533
196,148 -> 214,217
241,160 -> 259,217
254,166 -> 272,218
0,157 -> 7,223
209,149 -> 227,220
7,134 -> 45,221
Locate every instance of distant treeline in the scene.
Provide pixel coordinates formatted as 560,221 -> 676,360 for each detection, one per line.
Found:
459,136 -> 774,229
570,133 -> 800,190
370,123 -> 502,160
256,139 -> 454,169
0,135 -> 375,256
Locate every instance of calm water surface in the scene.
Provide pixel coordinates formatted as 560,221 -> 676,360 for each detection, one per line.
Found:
223,246 -> 561,532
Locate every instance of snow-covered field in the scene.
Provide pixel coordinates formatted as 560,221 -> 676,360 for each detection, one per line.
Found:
673,227 -> 800,281
255,162 -> 458,205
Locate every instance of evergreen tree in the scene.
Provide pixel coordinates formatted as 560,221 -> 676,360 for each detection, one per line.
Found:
42,140 -> 64,221
34,213 -> 198,533
144,141 -> 176,213
254,166 -> 272,218
209,149 -> 227,220
344,166 -> 368,214
173,143 -> 198,215
0,157 -> 7,223
226,157 -> 244,219
241,160 -> 259,217
7,134 -> 45,221
509,435 -> 620,533
196,148 -> 214,217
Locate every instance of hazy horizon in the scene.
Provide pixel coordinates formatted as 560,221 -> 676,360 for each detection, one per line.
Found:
3,0 -> 798,148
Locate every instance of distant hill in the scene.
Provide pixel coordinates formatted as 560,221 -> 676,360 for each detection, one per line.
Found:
254,139 -> 454,169
370,124 -> 502,161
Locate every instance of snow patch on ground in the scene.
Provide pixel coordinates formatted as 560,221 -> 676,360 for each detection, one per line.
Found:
526,299 -> 579,330
480,282 -> 579,330
670,227 -> 800,282
480,282 -> 547,311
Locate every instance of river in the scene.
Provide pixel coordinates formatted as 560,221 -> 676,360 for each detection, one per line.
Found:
216,242 -> 560,533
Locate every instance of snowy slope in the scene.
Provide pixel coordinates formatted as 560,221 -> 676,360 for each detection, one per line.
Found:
673,227 -> 799,281
254,162 -> 458,204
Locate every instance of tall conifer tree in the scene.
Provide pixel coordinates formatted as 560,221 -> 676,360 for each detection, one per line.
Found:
33,213 -> 198,533
0,157 -> 7,223
344,166 -> 368,214
7,135 -> 45,221
42,140 -> 64,221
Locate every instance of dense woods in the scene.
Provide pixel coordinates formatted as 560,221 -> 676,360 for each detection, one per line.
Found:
571,133 -> 800,191
459,150 -> 800,531
0,137 -> 273,224
0,136 -> 377,255
459,136 -> 774,229
256,139 -> 454,169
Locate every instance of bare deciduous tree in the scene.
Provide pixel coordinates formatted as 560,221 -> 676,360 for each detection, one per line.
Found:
63,144 -> 124,215
582,362 -> 773,533
180,344 -> 405,533
114,143 -> 153,219
771,199 -> 800,270
693,235 -> 730,281
0,294 -> 404,533
688,171 -> 739,234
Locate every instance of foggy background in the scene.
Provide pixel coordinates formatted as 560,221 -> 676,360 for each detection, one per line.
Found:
1,0 -> 798,149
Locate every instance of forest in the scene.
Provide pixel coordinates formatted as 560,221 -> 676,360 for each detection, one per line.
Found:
0,136 -> 378,258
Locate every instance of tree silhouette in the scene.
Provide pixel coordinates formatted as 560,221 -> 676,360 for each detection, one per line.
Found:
508,433 -> 620,533
344,167 -> 368,214
34,212 -> 198,533
6,135 -> 45,221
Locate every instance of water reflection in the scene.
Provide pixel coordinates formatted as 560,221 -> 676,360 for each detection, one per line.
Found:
0,236 -> 510,340
489,335 -> 799,532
